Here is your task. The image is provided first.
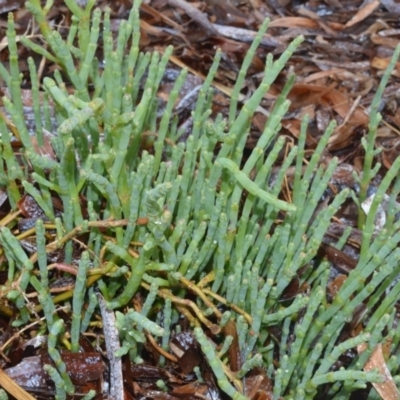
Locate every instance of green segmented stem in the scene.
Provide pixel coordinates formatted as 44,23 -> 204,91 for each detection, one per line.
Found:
178,221 -> 207,275
0,120 -> 22,204
123,161 -> 151,246
58,98 -> 103,136
81,169 -> 121,220
229,18 -> 270,124
21,36 -> 59,64
159,298 -> 172,366
228,36 -> 303,152
35,219 -> 48,289
360,154 -> 400,260
105,242 -> 147,309
0,62 -> 10,86
293,120 -> 336,213
79,8 -> 101,85
31,172 -> 61,193
244,79 -> 295,177
237,353 -> 263,379
190,50 -> 221,143
218,335 -> 233,359
306,370 -> 383,395
274,355 -> 288,399
80,292 -> 98,333
43,364 -> 67,400
297,343 -> 323,392
2,2 -> 400,396
2,97 -> 31,150
218,158 -> 296,212
243,278 -> 273,356
48,319 -> 75,395
71,251 -> 90,352
25,0 -> 52,39
30,275 -> 56,327
366,271 -> 400,331
47,30 -> 88,99
356,314 -> 390,368
0,227 -> 34,273
59,137 -> 83,226
194,327 -> 247,400
153,68 -> 188,175
64,0 -> 84,18
22,181 -> 55,221
43,77 -> 75,115
292,159 -> 340,250
126,310 -> 164,336
27,57 -> 43,142
67,15 -> 78,46
6,14 -> 24,122
317,333 -> 370,376
359,44 -> 400,210
141,282 -> 159,317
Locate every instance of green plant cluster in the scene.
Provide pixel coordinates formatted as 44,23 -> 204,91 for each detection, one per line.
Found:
0,0 -> 400,399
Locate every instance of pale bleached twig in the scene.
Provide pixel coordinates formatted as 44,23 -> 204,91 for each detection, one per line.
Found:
97,293 -> 124,400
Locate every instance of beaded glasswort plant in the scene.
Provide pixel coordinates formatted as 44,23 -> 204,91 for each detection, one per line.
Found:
1,0 -> 400,399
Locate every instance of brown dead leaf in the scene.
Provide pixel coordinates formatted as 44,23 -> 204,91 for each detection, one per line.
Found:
244,368 -> 273,400
297,7 -> 339,36
345,0 -> 380,28
170,331 -> 202,374
371,57 -> 400,77
288,84 -> 369,125
221,319 -> 241,372
303,68 -> 345,84
170,381 -> 209,397
327,274 -> 347,298
328,122 -> 364,152
268,17 -> 318,29
140,19 -> 170,38
371,31 -> 400,49
358,343 -> 400,400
